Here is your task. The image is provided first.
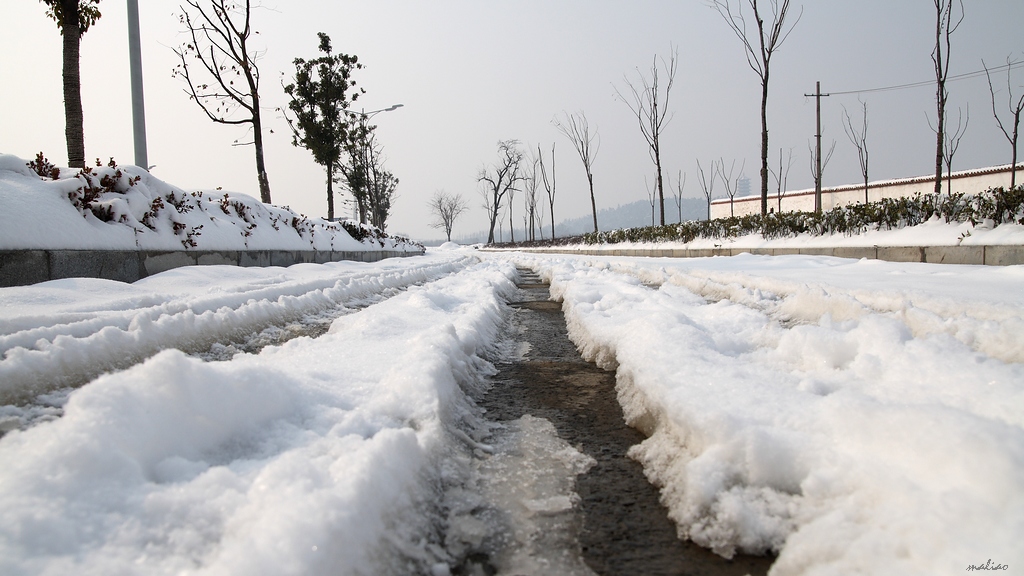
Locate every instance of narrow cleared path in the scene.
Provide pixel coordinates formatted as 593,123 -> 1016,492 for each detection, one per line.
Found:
477,268 -> 774,575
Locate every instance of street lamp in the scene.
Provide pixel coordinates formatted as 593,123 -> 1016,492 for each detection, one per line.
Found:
127,0 -> 148,170
348,103 -> 404,120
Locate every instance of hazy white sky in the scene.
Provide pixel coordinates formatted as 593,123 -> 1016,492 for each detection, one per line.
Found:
2,1 -> 1022,241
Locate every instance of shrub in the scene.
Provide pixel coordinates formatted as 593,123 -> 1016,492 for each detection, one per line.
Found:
27,152 -> 60,180
577,186 -> 1024,246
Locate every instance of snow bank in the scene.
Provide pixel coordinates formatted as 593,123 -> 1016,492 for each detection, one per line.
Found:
0,257 -> 518,575
0,255 -> 475,404
506,252 -> 1024,575
0,152 -> 419,252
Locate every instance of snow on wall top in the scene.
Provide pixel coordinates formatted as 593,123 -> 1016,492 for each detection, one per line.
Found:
0,153 -> 420,252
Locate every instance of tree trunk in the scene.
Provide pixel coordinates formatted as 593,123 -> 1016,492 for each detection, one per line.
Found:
934,99 -> 945,195
252,96 -> 272,204
61,0 -> 85,168
549,198 -> 556,239
760,79 -> 770,216
933,6 -> 945,196
487,210 -> 497,244
326,164 -> 335,221
588,173 -> 598,233
508,202 -> 515,243
1011,124 -> 1018,188
655,143 -> 665,226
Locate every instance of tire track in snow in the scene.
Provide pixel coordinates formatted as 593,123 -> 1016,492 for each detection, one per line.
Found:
0,256 -> 475,410
592,258 -> 1024,365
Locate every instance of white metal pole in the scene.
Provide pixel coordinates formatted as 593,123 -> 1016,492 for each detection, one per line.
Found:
127,0 -> 148,169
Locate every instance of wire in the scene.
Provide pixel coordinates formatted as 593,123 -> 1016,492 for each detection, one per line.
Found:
828,60 -> 1024,96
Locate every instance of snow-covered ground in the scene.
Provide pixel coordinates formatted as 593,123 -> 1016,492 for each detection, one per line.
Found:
0,252 -> 519,575
1,243 -> 1021,575
504,251 -> 1024,575
0,153 -> 418,252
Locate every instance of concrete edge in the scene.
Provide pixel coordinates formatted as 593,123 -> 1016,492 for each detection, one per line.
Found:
0,249 -> 424,288
483,245 -> 1022,266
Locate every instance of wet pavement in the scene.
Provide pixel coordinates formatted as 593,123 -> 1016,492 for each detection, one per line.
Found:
476,268 -> 774,576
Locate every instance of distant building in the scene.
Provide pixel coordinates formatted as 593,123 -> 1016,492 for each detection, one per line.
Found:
737,176 -> 751,198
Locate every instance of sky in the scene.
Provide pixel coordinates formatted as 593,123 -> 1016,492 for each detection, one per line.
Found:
2,0 -> 1023,241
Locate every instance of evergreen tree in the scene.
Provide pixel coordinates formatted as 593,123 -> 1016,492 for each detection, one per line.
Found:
283,33 -> 362,221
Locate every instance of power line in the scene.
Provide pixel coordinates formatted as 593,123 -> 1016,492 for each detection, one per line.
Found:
829,60 -> 1024,96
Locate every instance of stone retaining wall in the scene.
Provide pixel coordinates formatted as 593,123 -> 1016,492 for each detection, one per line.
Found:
0,249 -> 424,287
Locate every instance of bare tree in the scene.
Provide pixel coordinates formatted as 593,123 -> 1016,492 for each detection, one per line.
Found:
673,170 -> 687,223
554,111 -> 600,232
523,152 -> 540,241
808,138 -> 836,198
842,100 -> 870,204
341,117 -> 398,230
174,0 -> 272,203
943,105 -> 969,193
478,139 -> 523,244
645,175 -> 656,226
984,58 -> 1024,188
536,201 -> 547,241
931,0 -> 965,195
428,190 -> 468,242
506,176 -> 517,243
615,49 -> 678,225
538,143 -> 557,239
710,0 -> 802,216
522,200 -> 529,241
717,158 -> 745,217
768,147 -> 794,212
696,158 -> 717,220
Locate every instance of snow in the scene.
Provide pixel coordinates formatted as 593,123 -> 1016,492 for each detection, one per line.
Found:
1,203 -> 1022,574
0,153 -> 419,252
678,217 -> 1024,248
0,256 -> 475,404
0,254 -> 520,575
498,213 -> 1024,251
503,252 -> 1024,575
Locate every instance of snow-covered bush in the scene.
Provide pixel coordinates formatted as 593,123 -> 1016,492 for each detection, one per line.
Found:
583,186 -> 1024,245
0,152 -> 422,252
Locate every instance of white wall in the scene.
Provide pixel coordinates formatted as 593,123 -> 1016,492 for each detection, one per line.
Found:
711,164 -> 1024,219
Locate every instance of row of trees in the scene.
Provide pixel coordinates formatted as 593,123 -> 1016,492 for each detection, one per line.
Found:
43,0 -> 398,229
173,1 -> 399,227
280,33 -> 398,226
460,113 -> 596,245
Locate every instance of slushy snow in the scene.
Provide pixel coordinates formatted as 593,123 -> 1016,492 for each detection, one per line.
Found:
503,252 -> 1024,575
0,254 -> 520,575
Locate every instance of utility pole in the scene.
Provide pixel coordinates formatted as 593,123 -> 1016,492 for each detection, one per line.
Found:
805,81 -> 830,212
127,0 -> 148,170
